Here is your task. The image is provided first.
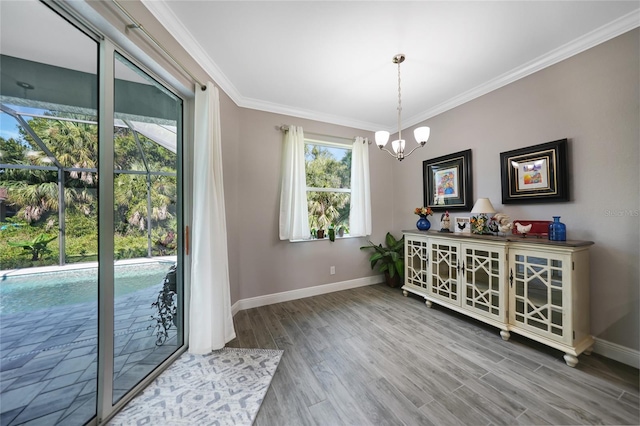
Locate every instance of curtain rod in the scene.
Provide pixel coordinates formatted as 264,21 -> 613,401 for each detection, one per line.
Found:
278,125 -> 369,144
111,0 -> 207,91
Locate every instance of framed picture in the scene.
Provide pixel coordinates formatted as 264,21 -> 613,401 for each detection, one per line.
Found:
423,149 -> 473,211
455,217 -> 471,234
500,139 -> 569,204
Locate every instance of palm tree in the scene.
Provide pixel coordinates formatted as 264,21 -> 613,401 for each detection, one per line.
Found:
305,144 -> 350,230
1,117 -> 98,223
114,162 -> 176,233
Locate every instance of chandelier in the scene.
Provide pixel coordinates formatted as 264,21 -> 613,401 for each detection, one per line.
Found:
375,54 -> 430,161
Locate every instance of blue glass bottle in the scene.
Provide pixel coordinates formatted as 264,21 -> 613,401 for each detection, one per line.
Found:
548,216 -> 566,241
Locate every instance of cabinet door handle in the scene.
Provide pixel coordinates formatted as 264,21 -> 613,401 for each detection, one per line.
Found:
509,268 -> 513,288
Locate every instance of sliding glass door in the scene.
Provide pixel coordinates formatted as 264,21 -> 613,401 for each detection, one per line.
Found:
0,1 -> 185,423
0,2 -> 100,424
111,52 -> 183,404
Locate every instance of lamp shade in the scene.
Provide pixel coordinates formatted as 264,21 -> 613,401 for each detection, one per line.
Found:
471,198 -> 496,214
375,131 -> 390,147
414,126 -> 430,144
391,139 -> 405,154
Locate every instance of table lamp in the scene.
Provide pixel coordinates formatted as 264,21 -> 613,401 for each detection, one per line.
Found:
470,198 -> 496,234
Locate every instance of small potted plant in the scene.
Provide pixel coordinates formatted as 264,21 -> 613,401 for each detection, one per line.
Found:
150,263 -> 177,346
360,232 -> 404,287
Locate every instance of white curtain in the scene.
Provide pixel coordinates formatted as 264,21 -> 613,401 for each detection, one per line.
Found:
189,82 -> 236,354
350,137 -> 372,236
279,126 -> 310,241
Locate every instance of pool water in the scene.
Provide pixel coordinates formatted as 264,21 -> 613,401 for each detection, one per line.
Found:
0,262 -> 174,314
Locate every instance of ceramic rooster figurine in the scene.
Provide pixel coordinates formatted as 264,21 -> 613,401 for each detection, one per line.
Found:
514,222 -> 532,237
440,211 -> 451,232
493,213 -> 513,236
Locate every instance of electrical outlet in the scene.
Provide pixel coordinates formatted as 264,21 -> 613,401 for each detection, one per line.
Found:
330,266 -> 336,275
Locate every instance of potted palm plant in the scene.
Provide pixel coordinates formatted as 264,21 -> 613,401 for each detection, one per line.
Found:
360,232 -> 404,287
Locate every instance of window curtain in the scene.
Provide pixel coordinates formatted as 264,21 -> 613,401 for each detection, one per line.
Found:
189,82 -> 236,354
279,126 -> 310,241
349,136 -> 372,236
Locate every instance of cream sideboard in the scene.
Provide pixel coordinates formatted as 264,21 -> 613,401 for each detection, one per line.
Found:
403,230 -> 594,367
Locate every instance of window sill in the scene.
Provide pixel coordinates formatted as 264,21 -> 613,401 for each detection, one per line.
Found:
289,234 -> 363,243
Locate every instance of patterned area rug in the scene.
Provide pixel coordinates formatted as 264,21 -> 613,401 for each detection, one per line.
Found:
108,347 -> 283,425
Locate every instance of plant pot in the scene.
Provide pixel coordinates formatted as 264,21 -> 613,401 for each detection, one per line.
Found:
317,229 -> 325,239
384,272 -> 402,288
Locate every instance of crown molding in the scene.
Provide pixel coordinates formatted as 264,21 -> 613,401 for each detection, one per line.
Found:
402,8 -> 640,129
240,97 -> 381,132
142,2 -> 638,132
141,0 -> 382,131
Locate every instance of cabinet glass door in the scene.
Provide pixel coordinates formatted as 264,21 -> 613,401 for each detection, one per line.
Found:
405,237 -> 429,291
510,251 -> 567,342
430,240 -> 460,305
463,245 -> 504,320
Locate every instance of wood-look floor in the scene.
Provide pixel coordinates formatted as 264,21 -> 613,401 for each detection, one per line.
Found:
227,284 -> 639,426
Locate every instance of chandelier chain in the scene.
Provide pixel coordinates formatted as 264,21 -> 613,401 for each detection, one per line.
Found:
397,59 -> 402,143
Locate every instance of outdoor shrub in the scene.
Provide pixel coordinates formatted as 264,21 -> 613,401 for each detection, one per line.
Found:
65,212 -> 98,238
114,235 -> 148,260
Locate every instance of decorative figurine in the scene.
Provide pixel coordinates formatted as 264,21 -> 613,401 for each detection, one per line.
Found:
494,213 -> 513,236
514,222 -> 532,237
440,211 -> 451,232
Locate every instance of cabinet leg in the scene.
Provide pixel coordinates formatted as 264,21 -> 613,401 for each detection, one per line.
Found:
583,346 -> 593,356
425,300 -> 432,308
403,290 -> 408,297
500,330 -> 510,341
563,354 -> 579,367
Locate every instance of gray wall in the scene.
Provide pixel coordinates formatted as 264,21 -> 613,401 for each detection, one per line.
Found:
392,29 -> 639,351
228,108 -> 393,301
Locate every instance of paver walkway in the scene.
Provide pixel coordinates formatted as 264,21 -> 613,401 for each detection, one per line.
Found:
0,283 -> 179,425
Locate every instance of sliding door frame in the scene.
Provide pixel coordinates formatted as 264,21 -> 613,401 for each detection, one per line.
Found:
96,39 -> 116,423
44,1 -> 192,424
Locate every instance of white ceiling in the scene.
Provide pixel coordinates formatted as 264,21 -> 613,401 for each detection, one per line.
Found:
142,1 -> 638,132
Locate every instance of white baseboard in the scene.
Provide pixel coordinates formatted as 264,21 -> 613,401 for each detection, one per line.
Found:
593,337 -> 640,368
231,275 -> 383,315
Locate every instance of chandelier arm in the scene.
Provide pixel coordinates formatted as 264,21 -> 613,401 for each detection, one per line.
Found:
403,142 -> 427,159
378,146 -> 401,159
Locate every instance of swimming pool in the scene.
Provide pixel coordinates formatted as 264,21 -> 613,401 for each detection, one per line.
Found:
0,261 -> 175,314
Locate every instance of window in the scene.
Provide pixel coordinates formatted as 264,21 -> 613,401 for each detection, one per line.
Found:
305,139 -> 351,238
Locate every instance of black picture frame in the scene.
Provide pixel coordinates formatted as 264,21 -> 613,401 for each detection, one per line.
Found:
423,149 -> 473,211
500,139 -> 569,204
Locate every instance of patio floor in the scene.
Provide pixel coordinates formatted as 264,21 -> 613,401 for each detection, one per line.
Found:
0,283 -> 179,425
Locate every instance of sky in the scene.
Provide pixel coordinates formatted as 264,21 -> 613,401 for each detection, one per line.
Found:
0,112 -> 22,141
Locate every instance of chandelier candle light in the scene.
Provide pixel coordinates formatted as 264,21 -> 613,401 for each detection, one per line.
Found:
375,54 -> 430,161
